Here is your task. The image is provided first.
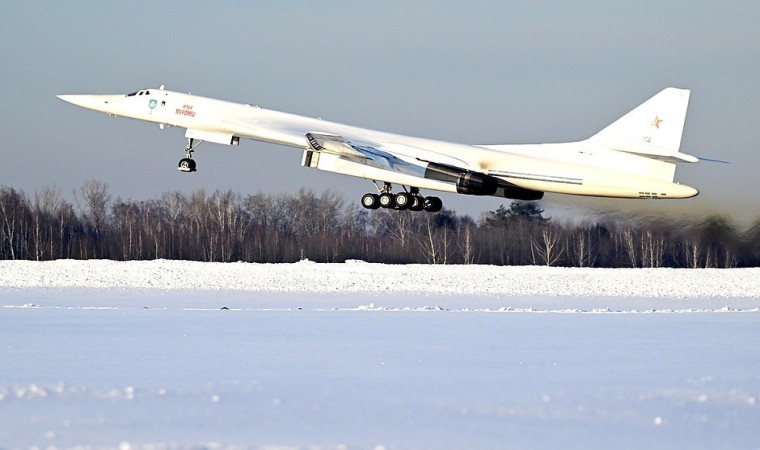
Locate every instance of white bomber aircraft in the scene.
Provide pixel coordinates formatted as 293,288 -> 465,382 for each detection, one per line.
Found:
57,86 -> 699,212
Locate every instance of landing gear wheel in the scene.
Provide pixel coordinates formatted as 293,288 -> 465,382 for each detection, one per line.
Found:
409,195 -> 424,212
423,196 -> 443,213
178,158 -> 196,172
394,192 -> 411,210
361,193 -> 381,209
379,192 -> 395,209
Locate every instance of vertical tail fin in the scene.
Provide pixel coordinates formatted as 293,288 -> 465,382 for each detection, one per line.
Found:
589,87 -> 698,163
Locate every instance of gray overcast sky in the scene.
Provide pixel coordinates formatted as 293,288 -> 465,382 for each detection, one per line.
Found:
2,1 -> 759,223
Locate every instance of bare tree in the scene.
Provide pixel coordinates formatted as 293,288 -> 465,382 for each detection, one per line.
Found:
639,230 -> 665,268
244,192 -> 290,262
186,189 -> 210,260
0,188 -> 29,260
418,213 -> 441,264
31,185 -> 64,260
140,200 -> 168,259
723,249 -> 738,268
56,201 -> 76,259
111,199 -> 139,260
682,240 -> 703,269
569,224 -> 597,268
620,226 -> 638,268
207,190 -> 247,262
378,209 -> 418,250
531,224 -> 565,266
161,191 -> 188,259
458,221 -> 478,264
75,180 -> 111,258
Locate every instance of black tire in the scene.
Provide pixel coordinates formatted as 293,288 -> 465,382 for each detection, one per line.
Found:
361,193 -> 380,209
423,196 -> 443,213
379,192 -> 395,208
394,192 -> 411,210
178,158 -> 196,172
409,195 -> 424,212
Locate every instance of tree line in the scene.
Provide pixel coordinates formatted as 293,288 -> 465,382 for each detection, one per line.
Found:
1,181 -> 759,267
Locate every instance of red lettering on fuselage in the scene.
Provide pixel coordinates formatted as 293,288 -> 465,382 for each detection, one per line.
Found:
175,104 -> 196,117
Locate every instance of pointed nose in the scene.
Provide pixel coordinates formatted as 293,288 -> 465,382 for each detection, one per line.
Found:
57,94 -> 122,113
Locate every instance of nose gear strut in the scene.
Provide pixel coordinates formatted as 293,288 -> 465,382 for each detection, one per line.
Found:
178,138 -> 200,172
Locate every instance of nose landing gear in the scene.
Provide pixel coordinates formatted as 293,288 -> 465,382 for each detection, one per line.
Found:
178,138 -> 200,172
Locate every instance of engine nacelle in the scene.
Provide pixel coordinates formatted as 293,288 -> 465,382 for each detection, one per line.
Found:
424,163 -> 499,196
503,186 -> 544,201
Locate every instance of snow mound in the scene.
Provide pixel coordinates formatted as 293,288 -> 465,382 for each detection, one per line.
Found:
0,260 -> 759,298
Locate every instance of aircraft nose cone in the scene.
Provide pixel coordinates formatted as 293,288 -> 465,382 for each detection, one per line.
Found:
57,94 -> 105,109
56,94 -> 79,104
57,94 -> 86,106
57,94 -> 123,114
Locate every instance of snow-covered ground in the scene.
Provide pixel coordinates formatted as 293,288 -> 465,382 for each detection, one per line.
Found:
3,259 -> 760,299
1,260 -> 759,450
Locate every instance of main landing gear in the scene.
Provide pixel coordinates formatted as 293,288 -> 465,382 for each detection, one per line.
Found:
360,183 -> 443,213
178,138 -> 200,172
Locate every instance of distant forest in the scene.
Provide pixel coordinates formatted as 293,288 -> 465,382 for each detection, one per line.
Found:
1,181 -> 759,267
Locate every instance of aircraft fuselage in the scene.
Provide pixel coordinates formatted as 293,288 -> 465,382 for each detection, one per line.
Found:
57,87 -> 700,206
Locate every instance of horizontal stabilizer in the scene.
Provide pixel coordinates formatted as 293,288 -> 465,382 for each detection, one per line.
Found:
697,156 -> 730,164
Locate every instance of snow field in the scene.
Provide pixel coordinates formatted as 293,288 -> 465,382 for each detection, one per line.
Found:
1,259 -> 759,299
1,261 -> 759,449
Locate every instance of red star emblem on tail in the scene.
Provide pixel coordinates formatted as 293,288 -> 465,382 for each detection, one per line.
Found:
651,115 -> 664,129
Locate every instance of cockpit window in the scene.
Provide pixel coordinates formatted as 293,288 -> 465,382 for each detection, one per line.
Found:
125,89 -> 151,97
